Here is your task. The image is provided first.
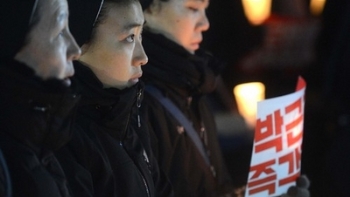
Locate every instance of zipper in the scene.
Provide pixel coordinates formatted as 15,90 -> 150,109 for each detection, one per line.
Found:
120,140 -> 151,197
141,173 -> 151,197
119,88 -> 150,197
199,121 -> 216,178
136,88 -> 150,197
137,88 -> 142,128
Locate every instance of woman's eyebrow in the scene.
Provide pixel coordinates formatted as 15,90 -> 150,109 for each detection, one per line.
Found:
122,20 -> 146,31
58,12 -> 68,22
54,9 -> 68,25
186,0 -> 210,7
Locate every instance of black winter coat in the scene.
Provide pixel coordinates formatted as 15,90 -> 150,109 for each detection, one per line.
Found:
140,31 -> 235,197
0,148 -> 11,197
57,62 -> 173,197
0,59 -> 80,197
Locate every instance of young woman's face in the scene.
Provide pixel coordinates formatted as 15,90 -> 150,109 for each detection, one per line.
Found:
80,2 -> 148,89
16,0 -> 81,86
144,0 -> 210,54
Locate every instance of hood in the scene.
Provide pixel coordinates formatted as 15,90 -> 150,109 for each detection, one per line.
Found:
68,0 -> 104,46
140,0 -> 153,10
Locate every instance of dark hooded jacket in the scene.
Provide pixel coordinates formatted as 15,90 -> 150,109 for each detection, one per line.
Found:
0,59 -> 80,197
58,62 -> 173,197
0,0 -> 80,196
140,31 -> 235,197
0,148 -> 11,197
57,0 -> 173,196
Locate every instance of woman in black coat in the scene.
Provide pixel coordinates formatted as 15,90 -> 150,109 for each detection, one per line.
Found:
56,0 -> 173,196
140,0 -> 235,196
0,0 -> 81,196
140,0 -> 310,196
0,149 -> 11,197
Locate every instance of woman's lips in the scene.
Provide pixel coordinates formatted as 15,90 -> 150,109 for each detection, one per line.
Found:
130,73 -> 142,83
191,43 -> 200,49
191,40 -> 202,50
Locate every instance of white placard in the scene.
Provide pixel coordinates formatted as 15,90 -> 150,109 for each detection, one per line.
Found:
245,77 -> 306,197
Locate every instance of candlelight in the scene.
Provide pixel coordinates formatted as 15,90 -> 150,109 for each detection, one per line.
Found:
310,0 -> 326,16
241,0 -> 272,25
233,82 -> 265,129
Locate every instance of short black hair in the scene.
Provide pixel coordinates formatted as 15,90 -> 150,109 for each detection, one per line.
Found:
23,0 -> 42,47
140,0 -> 169,10
88,0 -> 140,44
68,0 -> 141,47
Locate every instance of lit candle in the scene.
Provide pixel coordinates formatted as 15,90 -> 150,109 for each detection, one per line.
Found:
310,0 -> 326,16
233,82 -> 265,129
242,0 -> 272,25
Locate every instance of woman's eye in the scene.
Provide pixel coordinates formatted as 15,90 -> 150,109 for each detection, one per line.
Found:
126,34 -> 135,43
58,29 -> 66,37
189,7 -> 199,12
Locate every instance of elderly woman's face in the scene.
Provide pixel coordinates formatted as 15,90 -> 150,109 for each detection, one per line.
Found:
16,0 -> 80,86
144,0 -> 209,54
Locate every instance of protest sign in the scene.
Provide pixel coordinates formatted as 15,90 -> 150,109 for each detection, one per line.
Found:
245,77 -> 306,197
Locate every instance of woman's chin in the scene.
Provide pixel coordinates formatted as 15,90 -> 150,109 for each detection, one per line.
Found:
129,78 -> 139,84
186,44 -> 199,54
63,77 -> 71,87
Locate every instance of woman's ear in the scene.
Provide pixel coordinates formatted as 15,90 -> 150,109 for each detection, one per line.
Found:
144,0 -> 161,15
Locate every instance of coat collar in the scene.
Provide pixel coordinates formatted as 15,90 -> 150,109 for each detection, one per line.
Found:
73,61 -> 143,140
0,59 -> 80,151
142,30 -> 224,98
